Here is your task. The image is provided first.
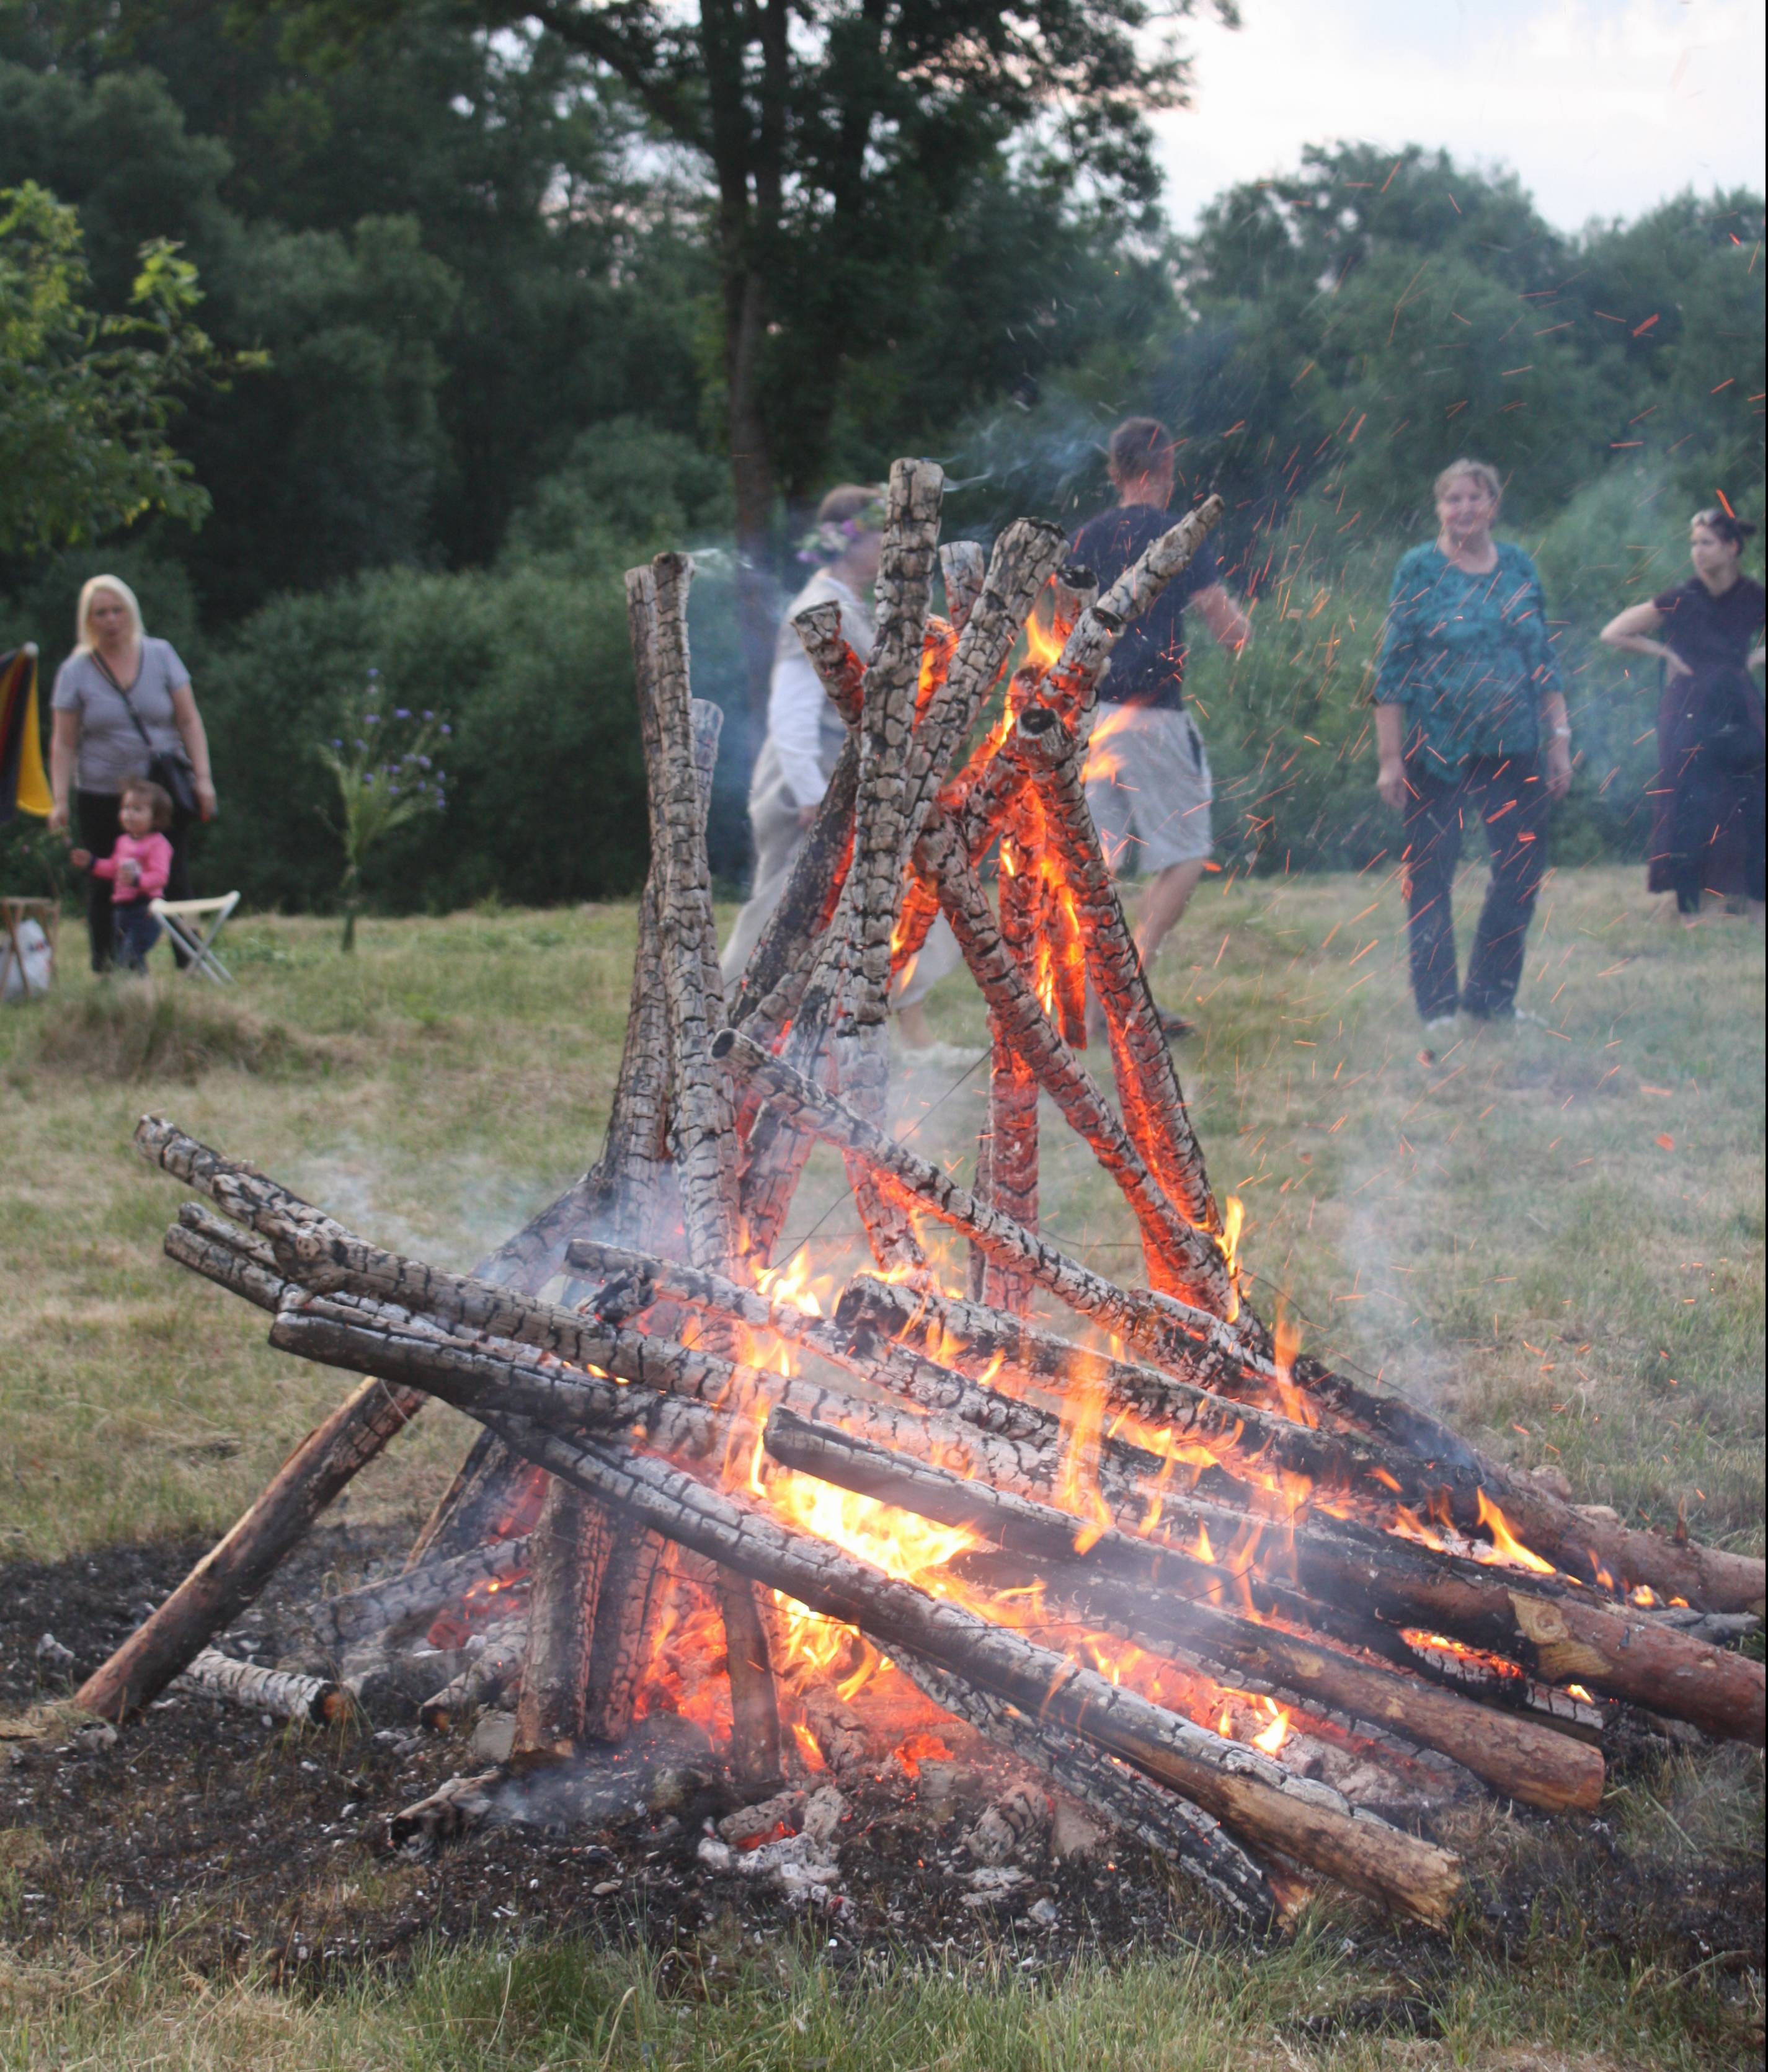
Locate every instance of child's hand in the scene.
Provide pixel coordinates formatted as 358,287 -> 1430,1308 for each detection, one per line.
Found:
69,848 -> 92,870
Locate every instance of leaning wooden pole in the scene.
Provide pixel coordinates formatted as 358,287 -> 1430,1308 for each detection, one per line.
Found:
74,1373 -> 425,1724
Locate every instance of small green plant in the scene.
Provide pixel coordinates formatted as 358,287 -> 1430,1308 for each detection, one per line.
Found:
316,675 -> 448,950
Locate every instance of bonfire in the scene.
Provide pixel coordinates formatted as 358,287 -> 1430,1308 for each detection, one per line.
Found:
76,461 -> 1764,1933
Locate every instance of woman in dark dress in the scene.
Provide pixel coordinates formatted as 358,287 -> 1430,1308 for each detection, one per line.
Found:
1601,510 -> 1766,924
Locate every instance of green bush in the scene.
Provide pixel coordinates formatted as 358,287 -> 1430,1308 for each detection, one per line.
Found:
195,559 -> 649,913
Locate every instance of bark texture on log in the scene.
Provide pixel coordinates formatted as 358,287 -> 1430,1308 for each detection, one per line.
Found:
939,540 -> 987,633
1014,704 -> 1222,1266
322,1534 -> 531,1647
629,554 -> 741,1273
176,1649 -> 347,1725
717,1572 -> 786,1792
582,1530 -> 670,1744
74,1371 -> 424,1724
837,1276 -> 1488,1525
514,1478 -> 611,1764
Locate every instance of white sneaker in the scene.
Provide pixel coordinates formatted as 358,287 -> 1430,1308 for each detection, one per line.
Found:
1423,1014 -> 1456,1031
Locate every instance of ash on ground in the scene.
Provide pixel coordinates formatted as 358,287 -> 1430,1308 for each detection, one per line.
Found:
1,1529 -> 1761,2000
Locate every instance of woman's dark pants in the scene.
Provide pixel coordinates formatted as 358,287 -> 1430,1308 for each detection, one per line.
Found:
76,789 -> 193,973
1668,753 -> 1766,914
1401,757 -> 1550,1021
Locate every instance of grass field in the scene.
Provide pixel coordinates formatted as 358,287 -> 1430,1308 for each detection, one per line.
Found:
0,864 -> 1762,2068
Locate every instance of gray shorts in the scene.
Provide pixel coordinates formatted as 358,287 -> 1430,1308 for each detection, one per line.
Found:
1082,704 -> 1213,876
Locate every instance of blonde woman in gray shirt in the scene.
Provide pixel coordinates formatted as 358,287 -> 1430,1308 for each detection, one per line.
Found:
48,574 -> 216,971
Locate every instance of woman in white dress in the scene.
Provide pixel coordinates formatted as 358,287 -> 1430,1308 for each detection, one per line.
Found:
721,485 -> 963,1055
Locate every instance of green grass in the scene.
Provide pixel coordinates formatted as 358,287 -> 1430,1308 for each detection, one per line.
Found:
0,868 -> 1761,2066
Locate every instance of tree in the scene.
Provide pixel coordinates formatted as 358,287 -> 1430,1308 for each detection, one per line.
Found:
233,0 -> 1231,711
0,179 -> 243,552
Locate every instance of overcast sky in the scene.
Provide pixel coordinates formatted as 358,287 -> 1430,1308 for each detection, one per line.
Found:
1152,0 -> 1765,232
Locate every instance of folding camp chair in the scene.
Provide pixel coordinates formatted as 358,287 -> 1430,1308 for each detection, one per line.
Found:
150,892 -> 240,983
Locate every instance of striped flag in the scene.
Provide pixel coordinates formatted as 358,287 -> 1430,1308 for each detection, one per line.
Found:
0,644 -> 52,823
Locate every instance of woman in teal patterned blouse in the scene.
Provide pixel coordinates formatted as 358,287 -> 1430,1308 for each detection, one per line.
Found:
1374,460 -> 1573,1027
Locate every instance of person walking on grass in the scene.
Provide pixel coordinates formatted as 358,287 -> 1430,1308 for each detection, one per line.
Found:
1373,459 -> 1572,1030
1069,417 -> 1251,1041
720,484 -> 965,1060
1599,508 -> 1764,926
47,574 -> 216,973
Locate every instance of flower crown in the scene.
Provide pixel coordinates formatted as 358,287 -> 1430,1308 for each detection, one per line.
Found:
795,496 -> 887,565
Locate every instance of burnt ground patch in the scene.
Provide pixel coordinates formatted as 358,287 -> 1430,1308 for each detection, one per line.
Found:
1,1532 -> 1762,2011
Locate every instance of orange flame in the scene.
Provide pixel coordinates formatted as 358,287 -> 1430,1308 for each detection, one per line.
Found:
1054,1370 -> 1117,1554
1474,1489 -> 1557,1575
1251,1699 -> 1292,1755
1270,1303 -> 1317,1429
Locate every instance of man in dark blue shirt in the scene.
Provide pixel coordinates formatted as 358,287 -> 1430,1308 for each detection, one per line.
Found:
1070,418 -> 1250,1037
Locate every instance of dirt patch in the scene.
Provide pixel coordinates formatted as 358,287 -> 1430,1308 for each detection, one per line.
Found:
2,1534 -> 1762,2001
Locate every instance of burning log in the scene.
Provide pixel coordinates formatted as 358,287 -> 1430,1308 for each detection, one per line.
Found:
717,1574 -> 786,1794
582,1531 -> 670,1745
837,1277 -> 1490,1527
469,1415 -> 1465,1926
175,1648 -> 349,1726
320,1534 -> 531,1649
714,1027 -> 1235,1341
763,1409 -> 1604,1815
917,808 -> 1232,1301
739,508 -> 1067,1265
161,1153 -> 1762,1754
1012,705 -> 1222,1261
979,787 -> 1042,1313
787,599 -> 866,726
513,1479 -> 611,1765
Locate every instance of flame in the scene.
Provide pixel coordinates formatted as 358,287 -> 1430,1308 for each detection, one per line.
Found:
1566,1684 -> 1594,1702
1080,700 -> 1137,785
791,1719 -> 825,1770
1193,1523 -> 1216,1564
1270,1304 -> 1317,1428
1628,1583 -> 1659,1608
1054,1370 -> 1117,1554
1252,1699 -> 1291,1755
757,1252 -> 829,1320
915,620 -> 957,723
1022,609 -> 1063,673
1474,1489 -> 1557,1575
758,1463 -> 976,1693
1220,1197 -> 1246,1322
1389,1506 -> 1450,1552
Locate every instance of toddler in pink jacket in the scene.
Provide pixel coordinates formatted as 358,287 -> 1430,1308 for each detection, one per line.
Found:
70,777 -> 174,972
